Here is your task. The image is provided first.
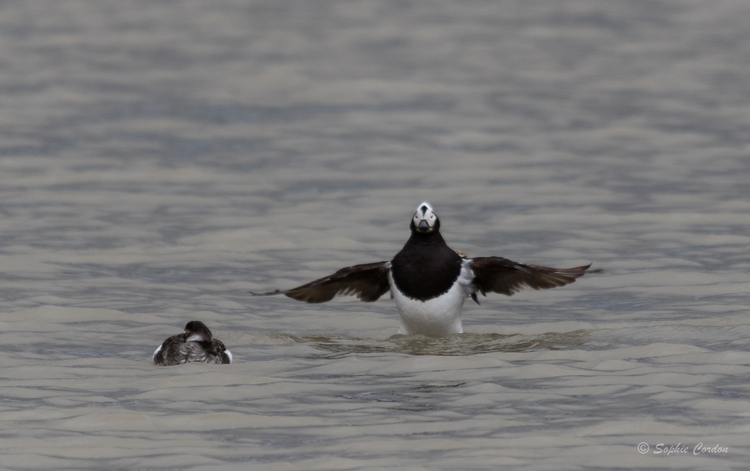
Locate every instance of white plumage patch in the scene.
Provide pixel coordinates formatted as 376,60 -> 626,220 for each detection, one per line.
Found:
152,344 -> 162,360
388,260 -> 475,337
225,350 -> 233,364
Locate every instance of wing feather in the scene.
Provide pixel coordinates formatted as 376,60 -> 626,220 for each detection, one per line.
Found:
469,257 -> 599,296
251,261 -> 390,303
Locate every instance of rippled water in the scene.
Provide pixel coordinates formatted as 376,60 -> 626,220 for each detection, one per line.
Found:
1,0 -> 750,469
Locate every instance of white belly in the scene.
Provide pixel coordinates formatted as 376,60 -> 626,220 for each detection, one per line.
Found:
388,263 -> 474,337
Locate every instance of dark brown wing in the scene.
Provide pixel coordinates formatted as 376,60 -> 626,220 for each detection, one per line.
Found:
207,339 -> 232,364
250,261 -> 391,303
469,257 -> 600,297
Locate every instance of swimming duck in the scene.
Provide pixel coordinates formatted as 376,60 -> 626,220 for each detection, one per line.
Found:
153,321 -> 232,366
253,202 -> 599,337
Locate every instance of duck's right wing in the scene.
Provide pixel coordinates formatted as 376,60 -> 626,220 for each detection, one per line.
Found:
250,261 -> 391,303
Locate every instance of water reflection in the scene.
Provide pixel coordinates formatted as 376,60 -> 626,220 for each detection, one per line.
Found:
298,330 -> 591,357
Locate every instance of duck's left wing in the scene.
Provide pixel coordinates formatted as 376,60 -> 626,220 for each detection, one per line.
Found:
468,257 -> 599,297
251,261 -> 391,303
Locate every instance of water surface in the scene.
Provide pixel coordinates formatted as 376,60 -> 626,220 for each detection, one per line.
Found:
1,0 -> 749,469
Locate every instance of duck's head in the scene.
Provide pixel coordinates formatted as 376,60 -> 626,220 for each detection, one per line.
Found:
410,201 -> 440,234
183,321 -> 213,342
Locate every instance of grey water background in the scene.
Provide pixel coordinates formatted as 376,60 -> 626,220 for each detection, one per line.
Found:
1,0 -> 750,469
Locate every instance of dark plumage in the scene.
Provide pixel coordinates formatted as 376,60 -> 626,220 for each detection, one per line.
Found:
153,321 -> 232,366
252,202 -> 601,336
264,262 -> 391,303
469,257 -> 594,296
390,226 -> 463,302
